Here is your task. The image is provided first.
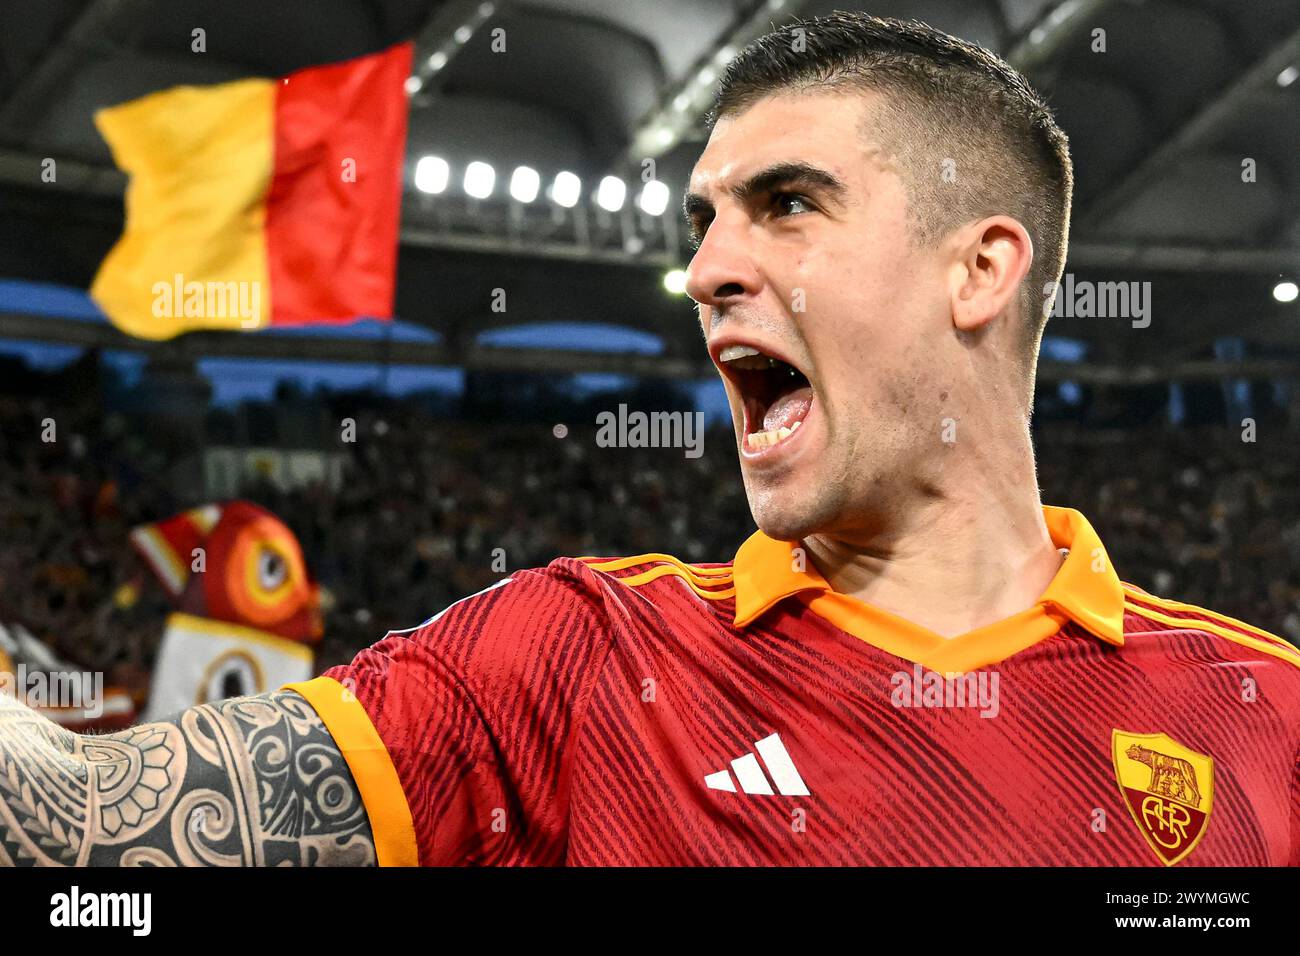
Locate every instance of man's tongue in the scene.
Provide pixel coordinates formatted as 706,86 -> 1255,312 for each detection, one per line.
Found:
761,385 -> 813,433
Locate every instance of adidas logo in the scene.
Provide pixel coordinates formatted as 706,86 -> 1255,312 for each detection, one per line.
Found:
704,732 -> 810,796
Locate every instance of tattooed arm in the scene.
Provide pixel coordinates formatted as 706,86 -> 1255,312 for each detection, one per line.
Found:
0,690 -> 376,866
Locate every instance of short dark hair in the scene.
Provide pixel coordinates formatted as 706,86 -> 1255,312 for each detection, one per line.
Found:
711,12 -> 1073,375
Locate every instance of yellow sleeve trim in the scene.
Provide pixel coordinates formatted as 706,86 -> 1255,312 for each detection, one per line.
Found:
579,552 -> 735,578
614,563 -> 736,599
283,676 -> 419,866
1123,601 -> 1300,670
578,553 -> 736,599
1121,584 -> 1298,653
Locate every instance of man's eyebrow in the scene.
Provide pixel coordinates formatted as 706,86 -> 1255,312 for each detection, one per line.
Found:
682,161 -> 849,229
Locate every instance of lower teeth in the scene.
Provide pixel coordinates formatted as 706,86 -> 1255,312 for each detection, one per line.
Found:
746,419 -> 802,450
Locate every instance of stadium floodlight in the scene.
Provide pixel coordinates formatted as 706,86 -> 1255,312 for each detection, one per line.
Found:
596,176 -> 626,212
663,269 -> 688,294
550,171 -> 581,208
428,51 -> 448,71
414,156 -> 449,194
638,180 -> 670,216
464,161 -> 495,199
510,166 -> 540,203
1277,65 -> 1298,88
1273,280 -> 1299,303
404,76 -> 423,95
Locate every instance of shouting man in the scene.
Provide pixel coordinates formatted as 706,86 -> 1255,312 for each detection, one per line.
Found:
2,13 -> 1297,868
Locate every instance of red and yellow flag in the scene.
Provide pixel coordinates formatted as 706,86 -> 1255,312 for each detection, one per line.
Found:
91,42 -> 412,340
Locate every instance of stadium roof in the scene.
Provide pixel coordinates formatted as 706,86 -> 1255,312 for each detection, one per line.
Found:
0,0 -> 1297,378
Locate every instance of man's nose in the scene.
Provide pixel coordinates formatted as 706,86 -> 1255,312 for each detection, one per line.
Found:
685,213 -> 762,311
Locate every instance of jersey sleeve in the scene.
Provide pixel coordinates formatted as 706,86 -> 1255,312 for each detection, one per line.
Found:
286,558 -> 612,865
1291,739 -> 1300,867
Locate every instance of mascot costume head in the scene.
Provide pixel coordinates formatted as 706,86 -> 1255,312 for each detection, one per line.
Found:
130,501 -> 321,720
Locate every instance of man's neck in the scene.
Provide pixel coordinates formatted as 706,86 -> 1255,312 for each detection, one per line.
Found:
801,443 -> 1062,639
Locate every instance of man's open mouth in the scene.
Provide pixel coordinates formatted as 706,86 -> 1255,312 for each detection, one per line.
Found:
716,344 -> 814,452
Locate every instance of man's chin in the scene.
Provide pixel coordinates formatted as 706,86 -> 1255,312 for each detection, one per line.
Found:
746,493 -> 823,544
755,521 -> 812,544
740,450 -> 850,541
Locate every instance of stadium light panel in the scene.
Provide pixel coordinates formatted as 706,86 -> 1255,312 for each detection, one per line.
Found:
1273,281 -> 1298,303
464,161 -> 495,199
414,156 -> 449,194
551,171 -> 581,208
596,176 -> 626,212
663,270 -> 688,294
638,181 -> 670,216
510,166 -> 540,203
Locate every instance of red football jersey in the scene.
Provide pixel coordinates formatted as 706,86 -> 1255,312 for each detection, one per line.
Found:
287,506 -> 1300,866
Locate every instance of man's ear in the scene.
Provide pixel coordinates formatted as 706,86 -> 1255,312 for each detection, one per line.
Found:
947,216 -> 1034,333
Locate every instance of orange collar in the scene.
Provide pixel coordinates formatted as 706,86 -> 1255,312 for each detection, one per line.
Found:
732,505 -> 1125,669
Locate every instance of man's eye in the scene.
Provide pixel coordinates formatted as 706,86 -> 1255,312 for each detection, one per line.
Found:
773,192 -> 813,217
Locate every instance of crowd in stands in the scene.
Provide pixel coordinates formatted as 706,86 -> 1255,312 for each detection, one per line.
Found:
2,376 -> 1298,701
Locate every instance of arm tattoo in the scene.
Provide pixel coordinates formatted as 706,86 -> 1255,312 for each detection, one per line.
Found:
0,690 -> 377,866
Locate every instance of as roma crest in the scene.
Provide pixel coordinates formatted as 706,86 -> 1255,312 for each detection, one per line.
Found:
1112,730 -> 1213,866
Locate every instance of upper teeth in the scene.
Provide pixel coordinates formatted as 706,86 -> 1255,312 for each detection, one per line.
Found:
719,345 -> 762,363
